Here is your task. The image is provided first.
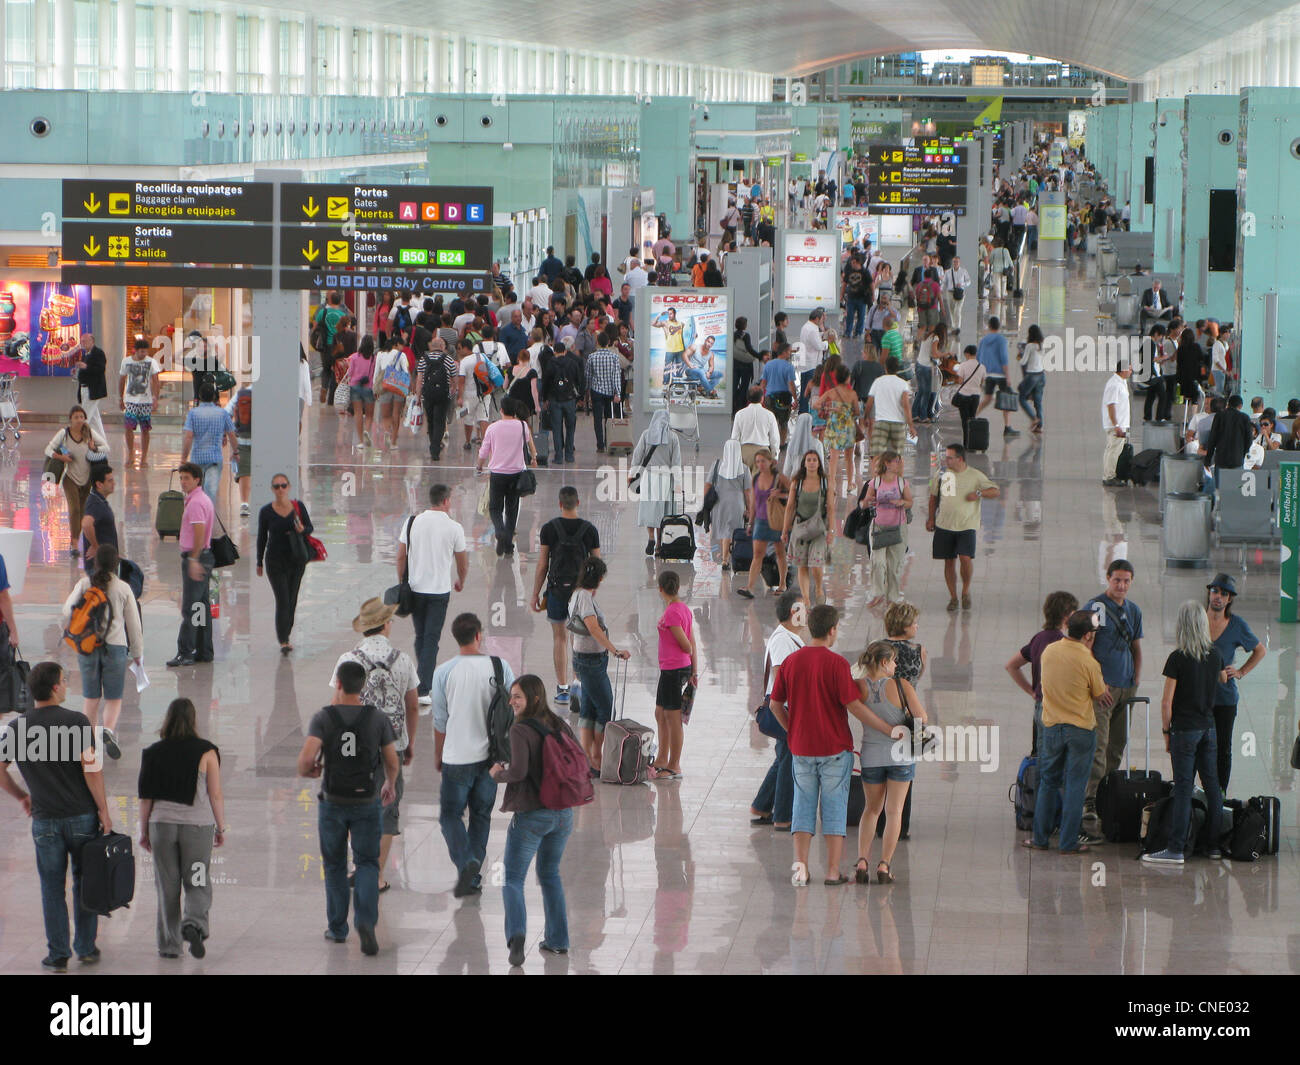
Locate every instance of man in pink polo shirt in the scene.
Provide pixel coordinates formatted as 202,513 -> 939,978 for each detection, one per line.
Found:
167,462 -> 216,667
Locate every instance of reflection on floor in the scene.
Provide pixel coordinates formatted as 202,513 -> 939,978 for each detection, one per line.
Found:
0,253 -> 1296,974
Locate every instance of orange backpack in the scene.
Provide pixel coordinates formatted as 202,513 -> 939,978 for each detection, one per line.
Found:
63,585 -> 112,654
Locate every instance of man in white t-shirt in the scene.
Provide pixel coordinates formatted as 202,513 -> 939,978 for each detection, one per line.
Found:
625,261 -> 649,292
431,611 -> 515,899
527,276 -> 554,313
865,356 -> 915,457
749,590 -> 806,829
1209,324 -> 1231,392
1101,364 -> 1133,486
457,334 -> 510,450
799,309 -> 827,369
119,337 -> 162,468
330,598 -> 420,891
397,483 -> 469,706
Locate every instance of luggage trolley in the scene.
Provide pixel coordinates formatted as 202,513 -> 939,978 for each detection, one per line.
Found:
0,374 -> 21,445
663,380 -> 701,455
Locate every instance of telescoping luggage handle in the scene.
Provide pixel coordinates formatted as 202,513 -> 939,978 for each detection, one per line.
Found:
612,652 -> 629,722
1123,696 -> 1152,773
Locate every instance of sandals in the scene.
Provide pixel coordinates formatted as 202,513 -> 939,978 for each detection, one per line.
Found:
824,873 -> 850,886
854,858 -> 871,885
791,861 -> 809,887
876,861 -> 895,884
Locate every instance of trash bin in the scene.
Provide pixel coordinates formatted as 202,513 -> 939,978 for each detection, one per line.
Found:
1159,454 -> 1204,515
1143,421 -> 1180,455
1162,492 -> 1212,568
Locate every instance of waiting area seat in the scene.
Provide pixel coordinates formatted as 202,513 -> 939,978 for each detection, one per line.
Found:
1211,467 -> 1279,569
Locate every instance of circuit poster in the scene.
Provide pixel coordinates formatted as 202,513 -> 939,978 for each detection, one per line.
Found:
644,291 -> 730,413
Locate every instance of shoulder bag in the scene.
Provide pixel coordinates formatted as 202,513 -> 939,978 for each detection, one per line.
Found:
292,500 -> 327,563
790,484 -> 827,543
516,421 -> 537,497
754,650 -> 787,740
765,475 -> 788,530
209,511 -> 240,569
869,478 -> 905,549
895,677 -> 934,754
628,442 -> 659,497
42,429 -> 68,485
383,515 -> 417,617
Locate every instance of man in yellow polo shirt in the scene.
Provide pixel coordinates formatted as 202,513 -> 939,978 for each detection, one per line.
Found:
1024,611 -> 1113,854
926,442 -> 998,612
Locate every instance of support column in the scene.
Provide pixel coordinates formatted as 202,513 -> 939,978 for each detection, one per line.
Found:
429,34 -> 441,92
52,0 -> 73,89
400,32 -> 413,96
336,22 -> 351,95
115,0 -> 136,90
261,15 -> 280,95
217,9 -> 236,93
370,28 -> 383,95
168,3 -> 185,92
303,16 -> 317,96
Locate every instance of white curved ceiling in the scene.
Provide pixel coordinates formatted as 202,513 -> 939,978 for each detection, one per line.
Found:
305,0 -> 1294,80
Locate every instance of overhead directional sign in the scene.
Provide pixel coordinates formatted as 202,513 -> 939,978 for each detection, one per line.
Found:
280,225 -> 493,271
867,144 -> 968,215
282,184 -> 493,225
278,269 -> 494,293
62,180 -> 273,222
62,222 -> 273,265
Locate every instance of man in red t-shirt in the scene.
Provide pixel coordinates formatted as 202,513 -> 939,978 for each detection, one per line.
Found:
770,604 -> 890,886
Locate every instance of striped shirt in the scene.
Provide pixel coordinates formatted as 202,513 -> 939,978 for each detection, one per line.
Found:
183,402 -> 234,467
585,348 -> 621,399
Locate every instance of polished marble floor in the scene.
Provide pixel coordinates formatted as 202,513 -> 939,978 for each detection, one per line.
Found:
0,253 -> 1297,975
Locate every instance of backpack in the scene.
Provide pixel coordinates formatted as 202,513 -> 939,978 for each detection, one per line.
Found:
236,388 -> 252,432
354,648 -> 406,747
916,280 -> 939,309
393,303 -> 413,336
63,584 -> 113,655
322,704 -> 381,801
545,518 -> 589,596
473,346 -> 505,396
551,356 -> 578,404
525,719 -> 595,809
485,656 -> 514,764
423,355 -> 452,404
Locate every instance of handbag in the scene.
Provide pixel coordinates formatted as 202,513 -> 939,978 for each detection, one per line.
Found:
42,453 -> 66,485
870,523 -> 903,550
994,386 -> 1019,412
333,359 -> 351,384
754,652 -> 787,740
0,648 -> 33,715
209,512 -> 240,569
766,488 -> 787,531
791,512 -> 825,543
334,381 -> 351,409
895,677 -> 934,754
383,515 -> 416,618
292,500 -> 326,563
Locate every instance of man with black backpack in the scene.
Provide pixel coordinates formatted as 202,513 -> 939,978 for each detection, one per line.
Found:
531,487 -> 600,706
330,598 -> 419,894
431,613 -> 516,899
389,292 -> 415,339
298,659 -> 399,956
414,337 -> 460,461
542,339 -> 586,466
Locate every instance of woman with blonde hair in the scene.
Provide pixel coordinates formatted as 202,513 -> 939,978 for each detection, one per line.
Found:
737,449 -> 789,599
852,640 -> 928,884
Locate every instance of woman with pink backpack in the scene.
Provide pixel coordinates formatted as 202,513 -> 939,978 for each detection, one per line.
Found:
490,673 -> 593,968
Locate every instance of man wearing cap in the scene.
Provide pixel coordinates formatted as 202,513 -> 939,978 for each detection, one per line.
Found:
330,598 -> 419,895
1205,574 -> 1266,790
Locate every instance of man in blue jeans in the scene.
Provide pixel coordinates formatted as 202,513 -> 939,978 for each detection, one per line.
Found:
768,604 -> 887,885
750,591 -> 806,830
0,662 -> 113,970
1025,612 -> 1112,854
298,660 -> 399,956
181,381 -> 238,502
432,613 -> 515,898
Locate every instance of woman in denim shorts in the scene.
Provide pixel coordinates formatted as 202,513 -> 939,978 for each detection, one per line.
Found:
59,544 -> 143,761
852,641 -> 928,884
566,558 -> 630,773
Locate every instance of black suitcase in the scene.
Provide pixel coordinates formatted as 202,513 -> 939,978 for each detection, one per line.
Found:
656,514 -> 696,561
730,527 -> 754,570
1114,442 -> 1135,483
1096,697 -> 1166,843
1130,448 -> 1162,485
79,831 -> 136,916
760,552 -> 781,589
964,417 -> 990,452
1249,795 -> 1281,856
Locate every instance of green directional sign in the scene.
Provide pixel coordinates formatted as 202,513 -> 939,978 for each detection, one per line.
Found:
1280,459 -> 1300,622
400,249 -> 428,265
436,249 -> 466,267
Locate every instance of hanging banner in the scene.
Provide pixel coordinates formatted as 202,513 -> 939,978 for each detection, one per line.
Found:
780,231 -> 840,312
643,292 -> 730,414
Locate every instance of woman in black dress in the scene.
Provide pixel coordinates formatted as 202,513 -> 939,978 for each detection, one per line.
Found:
256,474 -> 314,654
1175,329 -> 1206,416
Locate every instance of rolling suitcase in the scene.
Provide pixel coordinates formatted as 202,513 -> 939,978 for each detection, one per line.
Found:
79,831 -> 136,916
730,527 -> 754,570
606,400 -> 635,458
760,551 -> 781,589
600,657 -> 656,785
1114,442 -> 1135,483
1248,795 -> 1281,856
534,428 -> 551,467
155,470 -> 185,540
1095,697 -> 1167,844
656,489 -> 696,561
964,417 -> 990,452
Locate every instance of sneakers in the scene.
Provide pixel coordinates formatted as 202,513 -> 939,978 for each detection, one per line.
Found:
1141,849 -> 1185,865
239,502 -> 250,516
101,728 -> 121,760
77,948 -> 101,964
946,597 -> 959,612
453,859 -> 482,898
182,923 -> 206,959
1003,427 -> 1021,437
357,925 -> 379,956
1080,829 -> 1106,846
554,686 -> 570,706
508,934 -> 526,967
417,694 -> 432,707
960,593 -> 972,611
41,955 -> 68,971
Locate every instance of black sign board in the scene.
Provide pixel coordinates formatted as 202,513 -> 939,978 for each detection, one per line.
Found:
279,225 -> 493,272
281,184 -> 493,226
867,185 -> 970,211
62,222 -> 273,266
62,180 -> 273,222
278,269 -> 494,293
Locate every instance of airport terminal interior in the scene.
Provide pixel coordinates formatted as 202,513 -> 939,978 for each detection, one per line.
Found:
0,0 -> 1298,980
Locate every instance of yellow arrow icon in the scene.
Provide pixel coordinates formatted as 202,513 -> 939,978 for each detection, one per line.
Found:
83,193 -> 101,214
302,196 -> 320,219
83,237 -> 101,257
302,240 -> 319,263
